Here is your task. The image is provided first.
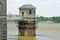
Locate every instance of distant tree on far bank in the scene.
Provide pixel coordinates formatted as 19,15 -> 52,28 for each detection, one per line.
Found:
50,16 -> 60,23
37,16 -> 60,23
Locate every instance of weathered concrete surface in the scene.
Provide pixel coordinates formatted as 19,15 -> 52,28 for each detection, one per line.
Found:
0,0 -> 6,16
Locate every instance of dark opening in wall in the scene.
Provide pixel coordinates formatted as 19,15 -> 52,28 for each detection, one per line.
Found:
22,11 -> 24,16
29,10 -> 32,14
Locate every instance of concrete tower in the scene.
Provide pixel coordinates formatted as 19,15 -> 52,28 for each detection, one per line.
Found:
0,0 -> 7,40
18,4 -> 37,36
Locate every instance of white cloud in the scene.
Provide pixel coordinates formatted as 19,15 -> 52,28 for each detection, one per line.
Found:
56,1 -> 60,3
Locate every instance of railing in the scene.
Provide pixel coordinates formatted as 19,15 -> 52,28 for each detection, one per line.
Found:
7,15 -> 37,20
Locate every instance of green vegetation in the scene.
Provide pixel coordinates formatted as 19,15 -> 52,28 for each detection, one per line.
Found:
37,16 -> 60,23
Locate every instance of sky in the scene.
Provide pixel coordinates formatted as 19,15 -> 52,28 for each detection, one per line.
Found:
7,0 -> 60,17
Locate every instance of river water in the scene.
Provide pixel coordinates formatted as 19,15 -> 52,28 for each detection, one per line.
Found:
7,23 -> 60,40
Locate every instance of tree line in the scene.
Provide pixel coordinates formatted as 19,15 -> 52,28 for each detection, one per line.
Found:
37,16 -> 60,23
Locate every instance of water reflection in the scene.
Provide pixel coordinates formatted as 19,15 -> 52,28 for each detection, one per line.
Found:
18,36 -> 35,40
7,35 -> 36,40
7,35 -> 47,40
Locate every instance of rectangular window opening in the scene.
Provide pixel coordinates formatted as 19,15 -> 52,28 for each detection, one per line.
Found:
29,10 -> 32,14
22,11 -> 24,16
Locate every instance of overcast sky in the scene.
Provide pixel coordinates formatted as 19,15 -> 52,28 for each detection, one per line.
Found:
7,0 -> 60,17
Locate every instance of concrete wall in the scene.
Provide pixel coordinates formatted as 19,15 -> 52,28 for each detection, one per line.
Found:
19,8 -> 36,36
18,28 -> 35,36
25,29 -> 35,36
19,9 -> 36,22
0,17 -> 7,40
0,0 -> 7,40
0,0 -> 6,16
19,9 -> 35,17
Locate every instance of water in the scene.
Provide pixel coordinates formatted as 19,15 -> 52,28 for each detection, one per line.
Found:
7,35 -> 48,40
7,35 -> 17,40
7,23 -> 60,40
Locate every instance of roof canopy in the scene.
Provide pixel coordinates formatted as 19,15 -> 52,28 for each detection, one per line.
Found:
19,4 -> 36,9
